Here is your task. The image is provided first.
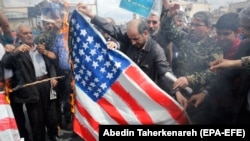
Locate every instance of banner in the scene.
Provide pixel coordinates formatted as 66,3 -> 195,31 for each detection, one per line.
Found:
119,0 -> 155,17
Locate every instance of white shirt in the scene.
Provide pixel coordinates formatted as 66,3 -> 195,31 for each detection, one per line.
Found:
29,45 -> 48,77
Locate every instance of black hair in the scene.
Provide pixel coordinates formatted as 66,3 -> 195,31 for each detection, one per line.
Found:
215,12 -> 240,32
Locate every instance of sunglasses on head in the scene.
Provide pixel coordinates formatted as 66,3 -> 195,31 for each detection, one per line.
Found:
147,20 -> 158,24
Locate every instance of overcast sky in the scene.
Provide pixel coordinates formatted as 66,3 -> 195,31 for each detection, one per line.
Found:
3,0 -> 248,24
96,0 -> 247,24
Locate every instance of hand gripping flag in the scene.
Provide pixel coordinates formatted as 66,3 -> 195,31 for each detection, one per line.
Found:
69,10 -> 190,141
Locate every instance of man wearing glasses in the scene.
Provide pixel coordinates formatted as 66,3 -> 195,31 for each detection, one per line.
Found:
189,12 -> 242,124
160,0 -> 223,124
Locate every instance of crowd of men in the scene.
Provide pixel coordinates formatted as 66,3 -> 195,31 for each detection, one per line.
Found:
1,0 -> 250,140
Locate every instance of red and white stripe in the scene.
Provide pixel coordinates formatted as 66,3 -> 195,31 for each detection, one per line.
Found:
73,64 -> 190,141
0,92 -> 23,141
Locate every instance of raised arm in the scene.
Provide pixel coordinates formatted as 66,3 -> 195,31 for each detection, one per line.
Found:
0,10 -> 13,44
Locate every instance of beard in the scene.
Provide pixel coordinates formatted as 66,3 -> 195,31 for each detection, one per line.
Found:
149,28 -> 159,37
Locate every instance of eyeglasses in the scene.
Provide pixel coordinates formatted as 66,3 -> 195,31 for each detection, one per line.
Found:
216,31 -> 232,36
188,23 -> 206,28
147,20 -> 158,24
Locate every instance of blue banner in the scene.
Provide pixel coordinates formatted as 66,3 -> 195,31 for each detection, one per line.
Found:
119,0 -> 155,18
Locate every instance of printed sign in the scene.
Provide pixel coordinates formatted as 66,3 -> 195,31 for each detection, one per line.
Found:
119,0 -> 155,18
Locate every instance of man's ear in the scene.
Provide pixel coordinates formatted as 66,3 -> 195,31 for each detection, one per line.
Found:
143,30 -> 149,36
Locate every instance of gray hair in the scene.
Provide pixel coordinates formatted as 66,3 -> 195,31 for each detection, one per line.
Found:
150,10 -> 160,17
15,23 -> 29,34
175,11 -> 188,23
193,11 -> 212,26
239,4 -> 250,28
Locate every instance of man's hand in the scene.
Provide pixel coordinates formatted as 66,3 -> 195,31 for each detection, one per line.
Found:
107,41 -> 118,49
37,43 -> 47,55
4,44 -> 15,52
54,19 -> 63,30
210,58 -> 242,72
15,44 -> 31,53
173,76 -> 188,90
167,4 -> 180,18
50,79 -> 58,88
76,3 -> 95,18
188,93 -> 206,108
175,91 -> 188,110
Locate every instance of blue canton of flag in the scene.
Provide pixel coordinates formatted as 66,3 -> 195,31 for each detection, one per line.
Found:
69,10 -> 130,102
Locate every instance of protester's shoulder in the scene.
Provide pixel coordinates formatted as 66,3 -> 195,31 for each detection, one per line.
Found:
147,38 -> 165,53
148,37 -> 162,49
240,37 -> 250,45
206,36 -> 222,50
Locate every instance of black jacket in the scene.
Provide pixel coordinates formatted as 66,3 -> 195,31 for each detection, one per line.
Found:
2,45 -> 57,103
91,16 -> 174,94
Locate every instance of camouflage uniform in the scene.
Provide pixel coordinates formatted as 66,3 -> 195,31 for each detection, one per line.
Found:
159,11 -> 223,124
159,11 -> 223,94
241,56 -> 250,73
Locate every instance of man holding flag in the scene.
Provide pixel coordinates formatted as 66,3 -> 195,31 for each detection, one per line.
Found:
68,2 -> 190,141
76,2 -> 176,97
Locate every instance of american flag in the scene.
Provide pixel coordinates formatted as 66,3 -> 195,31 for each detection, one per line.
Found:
69,10 -> 190,141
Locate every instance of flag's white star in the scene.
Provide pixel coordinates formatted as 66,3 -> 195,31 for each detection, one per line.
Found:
83,42 -> 88,50
97,55 -> 104,62
112,68 -> 117,73
84,76 -> 89,81
101,48 -> 107,54
115,61 -> 122,68
71,18 -> 76,24
88,86 -> 92,91
79,49 -> 84,56
97,88 -> 102,93
77,37 -> 81,43
87,36 -> 94,43
74,57 -> 80,64
80,29 -> 87,36
76,23 -> 80,29
85,55 -> 91,62
73,64 -> 77,69
93,92 -> 99,98
90,49 -> 97,56
81,80 -> 86,86
75,74 -> 81,81
100,67 -> 106,73
92,61 -> 99,69
106,73 -> 113,79
90,82 -> 96,87
79,69 -> 84,74
104,61 -> 111,67
73,44 -> 77,49
100,83 -> 107,90
95,43 -> 101,49
86,70 -> 92,77
94,78 -> 99,82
